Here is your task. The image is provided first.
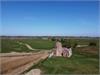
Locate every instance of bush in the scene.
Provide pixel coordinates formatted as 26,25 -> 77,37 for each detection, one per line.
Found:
51,38 -> 56,41
73,43 -> 78,48
89,42 -> 96,46
61,39 -> 71,48
61,38 -> 65,44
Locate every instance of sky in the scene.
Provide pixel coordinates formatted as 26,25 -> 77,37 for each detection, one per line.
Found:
1,1 -> 99,36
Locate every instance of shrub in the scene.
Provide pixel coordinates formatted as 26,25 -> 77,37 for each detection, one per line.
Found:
89,42 -> 96,46
51,38 -> 56,41
61,39 -> 71,48
73,43 -> 78,48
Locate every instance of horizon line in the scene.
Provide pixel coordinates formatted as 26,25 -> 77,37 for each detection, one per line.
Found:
0,35 -> 99,37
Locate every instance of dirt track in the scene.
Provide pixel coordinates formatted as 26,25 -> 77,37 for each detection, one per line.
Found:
0,51 -> 49,75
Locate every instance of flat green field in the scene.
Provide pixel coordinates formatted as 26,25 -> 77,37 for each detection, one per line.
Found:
1,38 -> 99,53
1,39 -> 55,53
1,38 -> 99,74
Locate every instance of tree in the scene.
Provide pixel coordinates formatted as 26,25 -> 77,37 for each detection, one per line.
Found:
89,42 -> 96,46
51,38 -> 56,41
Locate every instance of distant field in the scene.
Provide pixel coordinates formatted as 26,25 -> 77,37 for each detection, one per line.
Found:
1,38 -> 99,53
1,39 -> 55,53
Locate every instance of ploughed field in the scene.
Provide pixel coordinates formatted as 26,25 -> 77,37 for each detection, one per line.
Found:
0,38 -> 99,74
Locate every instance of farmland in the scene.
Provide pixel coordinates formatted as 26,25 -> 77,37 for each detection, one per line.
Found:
1,37 -> 99,53
1,39 -> 55,53
0,37 -> 99,74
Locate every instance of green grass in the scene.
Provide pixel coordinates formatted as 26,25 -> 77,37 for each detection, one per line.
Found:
1,39 -> 31,53
29,50 -> 99,74
1,39 -> 55,53
1,38 -> 99,74
1,38 -> 99,53
18,39 -> 55,49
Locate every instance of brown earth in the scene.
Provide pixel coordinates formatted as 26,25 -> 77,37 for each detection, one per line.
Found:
0,51 -> 49,75
76,46 -> 98,55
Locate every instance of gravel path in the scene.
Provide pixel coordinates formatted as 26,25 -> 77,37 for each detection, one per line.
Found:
0,51 -> 49,75
17,41 -> 36,50
25,43 -> 35,50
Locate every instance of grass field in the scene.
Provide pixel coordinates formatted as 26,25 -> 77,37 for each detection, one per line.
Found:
1,38 -> 99,53
1,39 -> 55,53
1,38 -> 99,74
25,45 -> 99,74
33,54 -> 99,74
